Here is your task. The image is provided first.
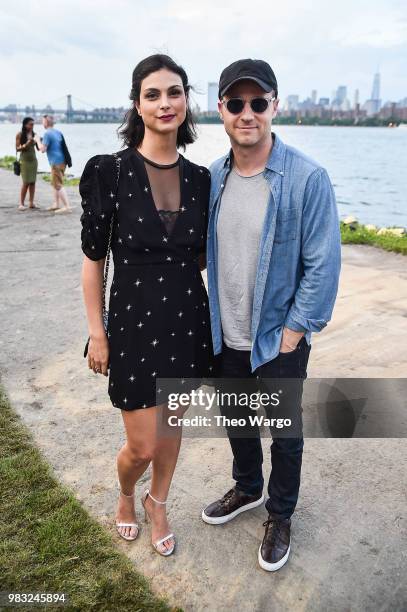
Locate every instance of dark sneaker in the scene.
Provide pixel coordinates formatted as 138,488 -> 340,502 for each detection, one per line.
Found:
258,515 -> 291,571
202,487 -> 264,525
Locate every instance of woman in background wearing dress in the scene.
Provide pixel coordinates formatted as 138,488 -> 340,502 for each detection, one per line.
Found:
80,54 -> 213,556
15,117 -> 40,210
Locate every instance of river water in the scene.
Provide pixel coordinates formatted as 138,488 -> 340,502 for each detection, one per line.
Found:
1,123 -> 406,227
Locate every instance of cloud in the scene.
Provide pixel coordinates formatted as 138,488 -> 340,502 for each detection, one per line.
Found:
0,0 -> 406,108
332,11 -> 407,48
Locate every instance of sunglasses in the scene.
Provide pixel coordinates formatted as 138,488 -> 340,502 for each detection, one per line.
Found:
222,97 -> 276,115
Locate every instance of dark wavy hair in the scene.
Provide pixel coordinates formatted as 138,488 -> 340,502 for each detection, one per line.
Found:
118,54 -> 197,151
21,117 -> 38,147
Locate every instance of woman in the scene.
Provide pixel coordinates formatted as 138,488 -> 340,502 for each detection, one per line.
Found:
80,54 -> 213,556
15,117 -> 40,210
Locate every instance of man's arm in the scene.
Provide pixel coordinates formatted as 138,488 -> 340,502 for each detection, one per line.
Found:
38,132 -> 48,153
283,167 -> 341,341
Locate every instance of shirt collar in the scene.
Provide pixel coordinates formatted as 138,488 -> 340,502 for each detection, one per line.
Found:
223,132 -> 285,176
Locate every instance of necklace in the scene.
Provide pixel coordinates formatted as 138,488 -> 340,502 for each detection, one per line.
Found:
134,149 -> 180,169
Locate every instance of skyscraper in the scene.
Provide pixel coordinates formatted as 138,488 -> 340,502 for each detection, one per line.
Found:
371,72 -> 380,101
336,86 -> 347,105
331,86 -> 349,111
364,71 -> 382,115
284,95 -> 299,111
354,89 -> 359,109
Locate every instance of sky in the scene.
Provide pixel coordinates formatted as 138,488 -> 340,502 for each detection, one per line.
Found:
1,0 -> 406,112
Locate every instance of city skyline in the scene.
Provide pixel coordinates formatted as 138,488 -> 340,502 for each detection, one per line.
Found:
2,69 -> 406,117
204,70 -> 406,116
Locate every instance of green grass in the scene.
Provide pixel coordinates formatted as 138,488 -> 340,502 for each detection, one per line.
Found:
340,222 -> 407,255
0,386 -> 177,612
41,174 -> 80,187
0,155 -> 16,171
0,156 -> 79,186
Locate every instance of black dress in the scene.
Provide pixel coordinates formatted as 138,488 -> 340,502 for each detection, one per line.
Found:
79,147 -> 214,410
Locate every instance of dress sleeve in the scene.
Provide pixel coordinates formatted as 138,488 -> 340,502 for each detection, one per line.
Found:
79,154 -> 117,261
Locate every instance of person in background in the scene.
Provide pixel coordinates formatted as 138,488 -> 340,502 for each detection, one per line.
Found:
39,115 -> 72,213
15,117 -> 41,211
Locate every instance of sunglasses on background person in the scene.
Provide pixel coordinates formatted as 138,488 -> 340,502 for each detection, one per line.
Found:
222,96 -> 276,115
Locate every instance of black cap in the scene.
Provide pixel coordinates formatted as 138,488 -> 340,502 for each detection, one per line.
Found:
218,59 -> 278,99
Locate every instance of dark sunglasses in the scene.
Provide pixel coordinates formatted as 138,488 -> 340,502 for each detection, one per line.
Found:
222,97 -> 275,115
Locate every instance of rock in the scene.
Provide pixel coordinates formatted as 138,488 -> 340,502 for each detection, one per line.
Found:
364,224 -> 378,232
387,227 -> 406,237
343,215 -> 359,230
343,215 -> 358,226
377,227 -> 406,237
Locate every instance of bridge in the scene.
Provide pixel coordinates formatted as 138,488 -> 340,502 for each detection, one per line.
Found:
0,95 -> 127,123
0,94 -> 218,124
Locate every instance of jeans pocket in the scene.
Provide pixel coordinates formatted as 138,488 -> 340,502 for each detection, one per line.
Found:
278,338 -> 309,378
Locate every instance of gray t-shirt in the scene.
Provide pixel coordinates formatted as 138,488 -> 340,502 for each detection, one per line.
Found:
216,168 -> 270,350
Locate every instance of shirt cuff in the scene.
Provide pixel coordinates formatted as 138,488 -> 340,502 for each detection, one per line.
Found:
285,310 -> 327,333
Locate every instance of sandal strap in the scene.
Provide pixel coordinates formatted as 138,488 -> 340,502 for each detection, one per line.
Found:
116,522 -> 139,527
119,489 -> 135,498
146,490 -> 168,505
154,533 -> 175,547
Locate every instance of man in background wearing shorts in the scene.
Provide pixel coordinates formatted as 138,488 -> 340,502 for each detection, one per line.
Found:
39,115 -> 71,213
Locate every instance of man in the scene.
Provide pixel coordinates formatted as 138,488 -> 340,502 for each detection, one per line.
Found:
202,59 -> 341,571
39,115 -> 71,213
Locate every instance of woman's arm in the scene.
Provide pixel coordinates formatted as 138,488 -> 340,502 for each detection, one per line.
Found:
15,133 -> 23,151
81,256 -> 109,376
16,133 -> 34,152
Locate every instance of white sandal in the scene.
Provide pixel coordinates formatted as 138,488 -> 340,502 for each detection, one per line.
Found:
141,489 -> 175,556
115,490 -> 139,542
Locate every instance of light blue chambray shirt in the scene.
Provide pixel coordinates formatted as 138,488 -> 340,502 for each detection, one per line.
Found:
206,132 -> 341,372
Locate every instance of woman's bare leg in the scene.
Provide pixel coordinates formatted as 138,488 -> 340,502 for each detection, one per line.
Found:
116,406 -> 158,539
28,183 -> 36,207
20,183 -> 28,207
144,403 -> 185,552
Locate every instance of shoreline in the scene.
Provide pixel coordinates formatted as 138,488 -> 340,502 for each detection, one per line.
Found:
340,218 -> 407,255
1,162 -> 405,254
2,119 -> 406,128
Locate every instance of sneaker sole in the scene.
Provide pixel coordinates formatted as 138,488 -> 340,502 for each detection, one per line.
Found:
258,543 -> 290,572
201,494 -> 265,525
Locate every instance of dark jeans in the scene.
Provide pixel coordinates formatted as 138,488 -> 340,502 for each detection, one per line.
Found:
214,337 -> 311,520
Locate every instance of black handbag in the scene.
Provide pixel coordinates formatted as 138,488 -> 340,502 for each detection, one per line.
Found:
83,153 -> 121,358
61,134 -> 72,168
13,152 -> 21,176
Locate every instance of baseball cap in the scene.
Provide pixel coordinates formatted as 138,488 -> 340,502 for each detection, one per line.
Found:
218,59 -> 278,99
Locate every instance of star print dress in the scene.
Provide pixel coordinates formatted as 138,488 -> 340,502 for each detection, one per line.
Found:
80,148 -> 214,410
